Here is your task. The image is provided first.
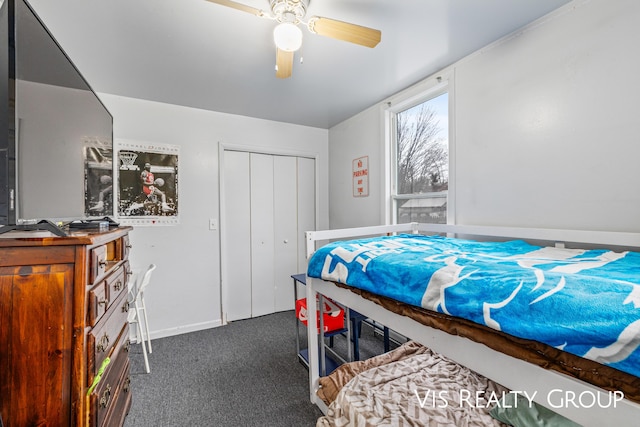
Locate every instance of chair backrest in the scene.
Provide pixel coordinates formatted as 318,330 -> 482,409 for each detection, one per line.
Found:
134,264 -> 157,299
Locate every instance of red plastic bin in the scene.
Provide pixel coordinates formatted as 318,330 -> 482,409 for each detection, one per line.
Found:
296,297 -> 345,333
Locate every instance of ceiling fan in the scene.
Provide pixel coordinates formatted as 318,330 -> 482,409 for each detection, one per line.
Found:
205,0 -> 382,78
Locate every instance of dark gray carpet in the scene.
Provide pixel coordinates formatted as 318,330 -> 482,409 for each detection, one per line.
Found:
124,310 -> 392,427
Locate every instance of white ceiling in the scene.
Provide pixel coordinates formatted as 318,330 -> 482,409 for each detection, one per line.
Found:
27,0 -> 570,129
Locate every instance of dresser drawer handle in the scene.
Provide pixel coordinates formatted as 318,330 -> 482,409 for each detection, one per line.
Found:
97,333 -> 110,353
98,298 -> 109,308
98,259 -> 107,268
114,280 -> 123,291
99,384 -> 112,409
126,243 -> 133,249
124,339 -> 131,353
122,301 -> 130,313
123,376 -> 131,393
126,269 -> 133,276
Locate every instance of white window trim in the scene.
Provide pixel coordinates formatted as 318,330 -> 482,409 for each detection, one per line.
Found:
381,72 -> 456,225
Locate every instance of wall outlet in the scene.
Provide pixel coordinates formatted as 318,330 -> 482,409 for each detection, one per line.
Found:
209,218 -> 217,230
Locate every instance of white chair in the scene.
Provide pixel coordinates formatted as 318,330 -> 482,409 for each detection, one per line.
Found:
128,264 -> 156,373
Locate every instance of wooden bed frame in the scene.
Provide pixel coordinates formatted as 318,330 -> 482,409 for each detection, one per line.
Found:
304,223 -> 640,427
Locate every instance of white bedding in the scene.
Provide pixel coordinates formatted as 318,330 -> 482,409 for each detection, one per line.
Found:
317,345 -> 508,427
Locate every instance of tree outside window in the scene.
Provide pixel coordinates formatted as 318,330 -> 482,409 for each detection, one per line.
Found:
394,92 -> 448,224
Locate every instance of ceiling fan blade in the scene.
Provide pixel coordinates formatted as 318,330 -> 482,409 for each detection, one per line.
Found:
307,17 -> 381,48
275,49 -> 294,79
205,0 -> 265,17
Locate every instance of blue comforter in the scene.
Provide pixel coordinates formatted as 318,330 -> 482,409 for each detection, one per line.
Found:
307,234 -> 640,378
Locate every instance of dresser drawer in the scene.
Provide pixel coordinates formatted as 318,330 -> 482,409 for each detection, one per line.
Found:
89,348 -> 131,427
91,236 -> 129,284
88,281 -> 109,327
101,361 -> 132,427
88,263 -> 129,327
106,264 -> 127,310
88,291 -> 129,377
90,244 -> 108,283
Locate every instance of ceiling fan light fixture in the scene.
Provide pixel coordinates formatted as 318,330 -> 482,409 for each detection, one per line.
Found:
206,0 -> 381,78
273,22 -> 303,52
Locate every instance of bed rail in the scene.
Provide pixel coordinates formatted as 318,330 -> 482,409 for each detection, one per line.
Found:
415,223 -> 640,247
305,222 -> 419,260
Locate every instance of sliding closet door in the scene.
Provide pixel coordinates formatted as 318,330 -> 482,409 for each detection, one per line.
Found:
222,151 -> 252,321
273,155 -> 298,312
250,153 -> 276,318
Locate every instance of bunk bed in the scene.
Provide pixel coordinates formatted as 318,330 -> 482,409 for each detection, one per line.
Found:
304,223 -> 640,427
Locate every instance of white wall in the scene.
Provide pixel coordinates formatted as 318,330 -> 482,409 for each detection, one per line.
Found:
329,0 -> 640,233
100,94 -> 329,339
328,107 -> 384,228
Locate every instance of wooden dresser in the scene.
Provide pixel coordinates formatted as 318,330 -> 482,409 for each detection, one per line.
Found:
0,226 -> 134,427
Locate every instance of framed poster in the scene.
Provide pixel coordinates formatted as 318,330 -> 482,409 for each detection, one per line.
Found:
84,138 -> 113,217
352,155 -> 369,197
116,139 -> 179,226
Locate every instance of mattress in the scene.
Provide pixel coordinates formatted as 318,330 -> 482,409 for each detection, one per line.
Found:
307,233 -> 640,402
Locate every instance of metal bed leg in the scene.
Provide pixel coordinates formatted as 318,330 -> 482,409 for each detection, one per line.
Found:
384,326 -> 390,353
352,317 -> 361,361
346,307 -> 353,362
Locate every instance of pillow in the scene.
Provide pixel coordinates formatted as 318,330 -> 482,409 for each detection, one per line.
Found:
490,393 -> 582,427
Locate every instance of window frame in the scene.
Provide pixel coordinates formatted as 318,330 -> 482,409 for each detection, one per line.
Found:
383,75 -> 455,225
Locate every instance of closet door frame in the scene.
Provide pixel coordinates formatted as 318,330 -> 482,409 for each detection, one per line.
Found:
218,142 -> 320,324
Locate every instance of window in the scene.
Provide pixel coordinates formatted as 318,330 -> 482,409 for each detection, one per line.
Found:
391,90 -> 449,224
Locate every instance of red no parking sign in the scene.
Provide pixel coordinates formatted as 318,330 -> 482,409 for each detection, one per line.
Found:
352,156 -> 369,197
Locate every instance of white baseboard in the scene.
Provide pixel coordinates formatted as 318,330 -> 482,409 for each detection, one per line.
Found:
141,319 -> 224,341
